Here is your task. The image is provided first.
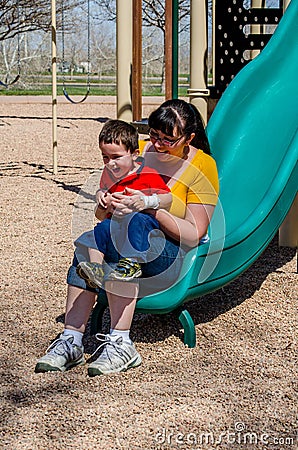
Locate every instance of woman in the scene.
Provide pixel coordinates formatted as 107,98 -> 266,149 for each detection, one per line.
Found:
35,99 -> 219,376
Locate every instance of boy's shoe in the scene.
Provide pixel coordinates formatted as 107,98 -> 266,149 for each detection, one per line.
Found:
76,262 -> 104,289
88,334 -> 142,377
108,258 -> 142,281
34,335 -> 85,373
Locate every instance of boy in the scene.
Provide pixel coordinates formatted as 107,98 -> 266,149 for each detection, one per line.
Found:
76,119 -> 172,289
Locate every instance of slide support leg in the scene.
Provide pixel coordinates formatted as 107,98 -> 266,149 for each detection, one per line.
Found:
177,308 -> 196,348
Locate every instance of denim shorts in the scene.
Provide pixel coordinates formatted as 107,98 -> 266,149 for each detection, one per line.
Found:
67,222 -> 186,297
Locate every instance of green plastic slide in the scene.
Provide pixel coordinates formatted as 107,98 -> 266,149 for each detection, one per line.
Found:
92,0 -> 298,345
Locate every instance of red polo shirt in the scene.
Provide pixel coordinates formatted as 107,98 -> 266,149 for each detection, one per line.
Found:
100,158 -> 170,195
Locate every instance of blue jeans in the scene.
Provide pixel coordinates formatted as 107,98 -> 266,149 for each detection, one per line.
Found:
94,213 -> 161,263
67,212 -> 186,296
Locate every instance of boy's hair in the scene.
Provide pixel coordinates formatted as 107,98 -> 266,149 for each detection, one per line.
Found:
98,119 -> 139,153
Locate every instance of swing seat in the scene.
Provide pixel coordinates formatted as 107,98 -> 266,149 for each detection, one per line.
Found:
91,0 -> 298,347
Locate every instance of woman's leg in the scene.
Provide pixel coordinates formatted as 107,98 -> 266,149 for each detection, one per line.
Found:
87,280 -> 142,377
64,284 -> 97,333
34,284 -> 94,373
35,248 -> 98,373
105,280 -> 139,329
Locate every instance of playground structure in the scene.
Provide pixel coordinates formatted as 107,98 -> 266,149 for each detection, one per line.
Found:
114,0 -> 296,249
46,0 -> 298,341
90,0 -> 298,345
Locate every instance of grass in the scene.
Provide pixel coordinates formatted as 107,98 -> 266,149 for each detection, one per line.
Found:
0,73 -> 190,97
0,85 -> 189,97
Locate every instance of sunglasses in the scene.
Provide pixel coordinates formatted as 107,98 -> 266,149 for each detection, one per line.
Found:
149,129 -> 184,147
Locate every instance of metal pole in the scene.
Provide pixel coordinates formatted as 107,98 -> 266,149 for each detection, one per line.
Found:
189,0 -> 208,125
283,0 -> 291,9
132,0 -> 142,122
172,0 -> 179,99
279,0 -> 297,248
251,0 -> 263,59
165,0 -> 173,100
51,0 -> 58,175
116,0 -> 133,121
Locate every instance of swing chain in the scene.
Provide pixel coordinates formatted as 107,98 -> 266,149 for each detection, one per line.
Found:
61,0 -> 91,104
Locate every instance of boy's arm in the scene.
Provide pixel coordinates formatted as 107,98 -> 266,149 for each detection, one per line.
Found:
94,189 -> 113,220
94,204 -> 108,221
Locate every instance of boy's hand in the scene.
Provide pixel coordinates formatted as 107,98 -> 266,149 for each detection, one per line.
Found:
95,190 -> 115,219
96,190 -> 113,209
96,190 -> 107,208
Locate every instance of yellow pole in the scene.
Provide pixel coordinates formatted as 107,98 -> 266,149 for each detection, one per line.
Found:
279,195 -> 298,248
279,0 -> 297,248
251,0 -> 262,59
251,0 -> 296,247
283,0 -> 291,9
116,0 -> 133,121
188,0 -> 209,125
51,0 -> 58,175
132,0 -> 142,121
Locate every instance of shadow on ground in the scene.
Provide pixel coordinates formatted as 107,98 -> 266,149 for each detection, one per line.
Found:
69,234 -> 296,352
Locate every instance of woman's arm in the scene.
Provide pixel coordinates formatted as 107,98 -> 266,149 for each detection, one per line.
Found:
110,190 -> 172,215
153,203 -> 215,248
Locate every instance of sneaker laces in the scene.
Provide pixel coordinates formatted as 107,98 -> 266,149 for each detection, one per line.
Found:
46,336 -> 75,357
91,333 -> 128,362
117,258 -> 140,273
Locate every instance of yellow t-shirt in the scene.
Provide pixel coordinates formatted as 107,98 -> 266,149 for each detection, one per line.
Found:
143,143 -> 219,219
168,150 -> 219,218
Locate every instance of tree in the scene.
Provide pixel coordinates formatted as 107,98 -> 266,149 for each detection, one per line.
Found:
0,0 -> 84,42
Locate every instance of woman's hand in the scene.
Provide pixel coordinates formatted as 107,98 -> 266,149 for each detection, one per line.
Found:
111,188 -> 146,216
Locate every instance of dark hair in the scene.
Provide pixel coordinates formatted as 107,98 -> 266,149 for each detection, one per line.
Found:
98,119 -> 139,153
148,99 -> 211,155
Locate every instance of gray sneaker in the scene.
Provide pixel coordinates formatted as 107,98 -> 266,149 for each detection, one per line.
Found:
88,334 -> 142,377
35,334 -> 85,373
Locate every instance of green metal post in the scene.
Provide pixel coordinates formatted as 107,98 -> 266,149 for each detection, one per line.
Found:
172,0 -> 179,98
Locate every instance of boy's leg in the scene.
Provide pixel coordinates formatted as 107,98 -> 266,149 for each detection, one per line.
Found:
88,247 -> 104,263
93,218 -> 112,255
107,213 -> 161,280
114,213 -> 160,259
77,220 -> 112,288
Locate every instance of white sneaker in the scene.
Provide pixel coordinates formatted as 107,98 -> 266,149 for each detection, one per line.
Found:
35,335 -> 85,373
88,334 -> 142,377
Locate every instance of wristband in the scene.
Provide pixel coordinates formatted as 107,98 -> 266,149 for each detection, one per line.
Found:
140,193 -> 160,210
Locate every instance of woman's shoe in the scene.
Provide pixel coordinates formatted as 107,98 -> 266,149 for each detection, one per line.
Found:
35,335 -> 85,373
88,334 -> 142,376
